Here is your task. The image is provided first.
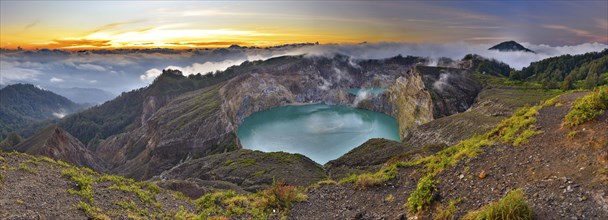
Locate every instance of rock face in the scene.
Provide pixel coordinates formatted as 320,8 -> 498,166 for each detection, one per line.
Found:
160,149 -> 327,192
416,66 -> 483,118
386,70 -> 434,138
140,95 -> 173,124
12,125 -> 106,171
96,84 -> 236,179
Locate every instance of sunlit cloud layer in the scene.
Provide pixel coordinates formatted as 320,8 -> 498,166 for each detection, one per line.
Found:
1,1 -> 607,49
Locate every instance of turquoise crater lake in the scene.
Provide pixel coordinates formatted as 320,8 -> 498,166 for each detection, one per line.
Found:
236,104 -> 401,164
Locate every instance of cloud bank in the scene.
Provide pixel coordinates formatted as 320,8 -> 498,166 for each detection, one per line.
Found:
1,42 -> 606,96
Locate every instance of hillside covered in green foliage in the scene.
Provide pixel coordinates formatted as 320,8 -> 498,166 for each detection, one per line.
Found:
0,84 -> 84,140
509,50 -> 608,89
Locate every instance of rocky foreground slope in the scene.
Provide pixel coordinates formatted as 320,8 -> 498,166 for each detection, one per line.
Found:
290,89 -> 608,219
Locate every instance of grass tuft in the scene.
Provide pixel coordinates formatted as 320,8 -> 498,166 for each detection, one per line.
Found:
435,199 -> 462,220
564,86 -> 608,126
407,174 -> 437,213
463,189 -> 532,220
18,163 -> 37,174
78,202 -> 110,220
489,105 -> 541,145
194,180 -> 306,218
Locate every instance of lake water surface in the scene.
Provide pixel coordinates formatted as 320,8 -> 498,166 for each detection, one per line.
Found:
237,104 -> 400,164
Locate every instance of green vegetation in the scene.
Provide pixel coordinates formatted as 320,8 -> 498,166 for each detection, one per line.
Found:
59,66 -> 246,145
0,152 -> 192,219
0,132 -> 22,151
18,163 -> 37,174
564,86 -> 608,126
337,94 -> 551,214
62,167 -> 95,203
541,95 -> 561,107
471,73 -> 541,89
339,162 -> 408,188
308,179 -> 338,190
77,202 -> 110,220
509,50 -> 607,90
435,199 -> 462,220
407,174 -> 437,213
195,181 -> 307,218
489,105 -> 542,146
463,189 -> 532,220
463,54 -> 512,77
0,84 -> 84,140
567,130 -> 580,139
385,194 -> 395,202
224,158 -> 256,167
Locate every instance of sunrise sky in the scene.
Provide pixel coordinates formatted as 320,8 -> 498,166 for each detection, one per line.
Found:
1,1 -> 607,49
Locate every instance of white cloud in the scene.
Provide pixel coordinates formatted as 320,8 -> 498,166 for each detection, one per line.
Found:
140,68 -> 162,81
52,111 -> 66,118
77,63 -> 107,72
2,42 -> 607,94
164,59 -> 247,76
283,42 -> 608,69
64,62 -> 107,72
0,60 -> 42,84
50,77 -> 64,83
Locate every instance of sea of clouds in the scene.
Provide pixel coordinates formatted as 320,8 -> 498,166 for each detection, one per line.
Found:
1,42 -> 606,97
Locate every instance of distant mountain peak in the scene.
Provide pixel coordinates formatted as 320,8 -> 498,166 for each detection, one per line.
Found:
489,41 -> 535,53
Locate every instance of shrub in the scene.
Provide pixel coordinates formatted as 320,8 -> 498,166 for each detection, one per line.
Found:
260,181 -> 307,210
463,189 -> 532,220
407,174 -> 437,213
564,86 -> 608,126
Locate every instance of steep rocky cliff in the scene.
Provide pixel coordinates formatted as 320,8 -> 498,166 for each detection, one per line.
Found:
96,84 -> 236,179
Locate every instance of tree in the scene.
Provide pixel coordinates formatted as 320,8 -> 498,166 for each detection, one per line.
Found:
0,132 -> 22,151
584,71 -> 599,89
562,74 -> 574,90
